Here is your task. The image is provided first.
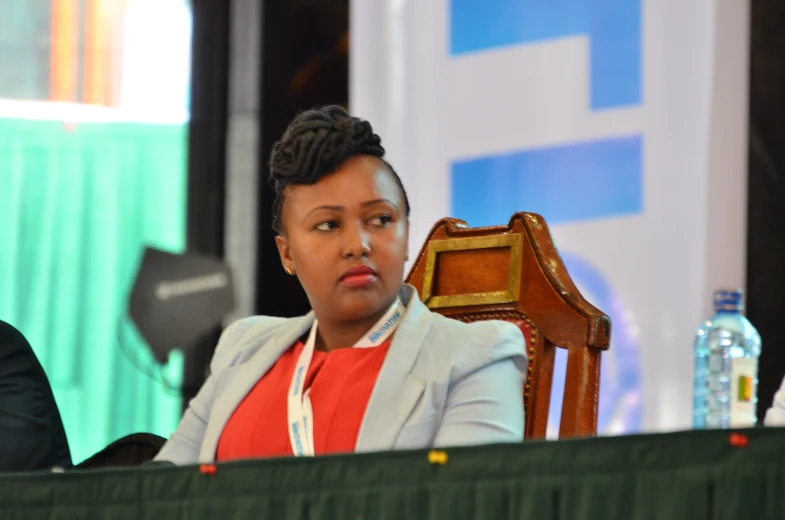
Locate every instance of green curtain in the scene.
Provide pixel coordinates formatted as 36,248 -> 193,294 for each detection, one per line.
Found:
0,118 -> 186,464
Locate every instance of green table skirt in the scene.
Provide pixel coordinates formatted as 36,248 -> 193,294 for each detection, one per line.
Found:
1,428 -> 783,520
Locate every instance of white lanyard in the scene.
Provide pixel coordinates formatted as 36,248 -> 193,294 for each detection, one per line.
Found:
287,298 -> 405,457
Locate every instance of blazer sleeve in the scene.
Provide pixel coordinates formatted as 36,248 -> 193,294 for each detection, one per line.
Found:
154,318 -> 260,465
764,374 -> 785,426
432,322 -> 527,448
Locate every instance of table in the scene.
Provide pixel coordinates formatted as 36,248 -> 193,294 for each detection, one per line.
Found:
1,428 -> 784,519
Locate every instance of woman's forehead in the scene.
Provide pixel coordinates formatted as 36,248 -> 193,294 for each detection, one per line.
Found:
288,157 -> 402,209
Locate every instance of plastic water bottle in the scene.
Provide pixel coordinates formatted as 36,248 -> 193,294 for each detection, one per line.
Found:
693,290 -> 761,429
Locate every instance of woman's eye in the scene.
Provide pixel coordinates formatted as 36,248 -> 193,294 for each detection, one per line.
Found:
315,221 -> 338,232
369,215 -> 392,227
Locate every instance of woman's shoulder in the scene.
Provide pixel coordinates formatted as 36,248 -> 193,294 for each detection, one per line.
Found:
209,315 -> 305,373
420,312 -> 527,380
428,312 -> 525,348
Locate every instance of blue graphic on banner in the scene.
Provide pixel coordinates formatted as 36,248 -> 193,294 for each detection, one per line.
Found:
450,0 -> 641,109
451,135 -> 642,226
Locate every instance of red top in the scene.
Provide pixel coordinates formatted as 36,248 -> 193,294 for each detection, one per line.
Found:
216,339 -> 391,461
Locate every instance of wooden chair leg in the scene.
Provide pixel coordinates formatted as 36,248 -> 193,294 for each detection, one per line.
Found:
526,339 -> 555,439
559,347 -> 601,438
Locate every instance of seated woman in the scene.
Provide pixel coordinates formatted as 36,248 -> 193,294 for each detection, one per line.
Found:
155,106 -> 527,464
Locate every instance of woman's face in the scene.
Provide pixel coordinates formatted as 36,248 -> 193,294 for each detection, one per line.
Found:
275,155 -> 409,324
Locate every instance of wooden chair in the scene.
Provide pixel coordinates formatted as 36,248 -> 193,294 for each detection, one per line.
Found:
405,212 -> 611,439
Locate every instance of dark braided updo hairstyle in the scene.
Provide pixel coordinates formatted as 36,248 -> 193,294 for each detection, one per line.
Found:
269,105 -> 411,234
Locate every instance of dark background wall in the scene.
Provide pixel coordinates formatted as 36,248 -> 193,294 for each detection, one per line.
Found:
182,0 -> 231,404
748,0 -> 785,421
254,0 -> 348,319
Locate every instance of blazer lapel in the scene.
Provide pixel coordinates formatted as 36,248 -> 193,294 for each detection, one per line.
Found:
355,285 -> 434,453
198,314 -> 315,462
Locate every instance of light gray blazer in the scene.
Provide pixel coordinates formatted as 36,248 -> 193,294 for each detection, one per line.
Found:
765,374 -> 785,426
155,284 -> 527,464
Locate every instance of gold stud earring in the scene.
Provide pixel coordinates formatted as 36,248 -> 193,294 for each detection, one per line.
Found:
284,266 -> 295,276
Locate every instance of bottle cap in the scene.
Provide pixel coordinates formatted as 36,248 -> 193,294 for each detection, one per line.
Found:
713,289 -> 743,312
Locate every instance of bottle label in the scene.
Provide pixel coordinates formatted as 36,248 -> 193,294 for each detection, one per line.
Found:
730,357 -> 758,427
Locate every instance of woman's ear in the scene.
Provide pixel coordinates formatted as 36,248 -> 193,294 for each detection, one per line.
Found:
404,218 -> 411,257
275,235 -> 295,275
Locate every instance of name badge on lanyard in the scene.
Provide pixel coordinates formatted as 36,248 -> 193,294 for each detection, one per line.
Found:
287,297 -> 405,457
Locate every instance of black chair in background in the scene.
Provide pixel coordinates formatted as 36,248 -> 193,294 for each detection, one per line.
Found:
75,433 -> 166,469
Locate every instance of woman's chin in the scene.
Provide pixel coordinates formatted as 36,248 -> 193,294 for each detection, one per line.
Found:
333,295 -> 392,321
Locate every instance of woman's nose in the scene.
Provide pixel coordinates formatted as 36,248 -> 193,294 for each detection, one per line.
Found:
342,223 -> 371,258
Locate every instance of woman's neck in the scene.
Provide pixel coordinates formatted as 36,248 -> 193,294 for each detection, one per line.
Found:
313,306 -> 390,353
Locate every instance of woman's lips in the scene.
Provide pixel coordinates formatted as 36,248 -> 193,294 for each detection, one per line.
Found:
340,266 -> 378,288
